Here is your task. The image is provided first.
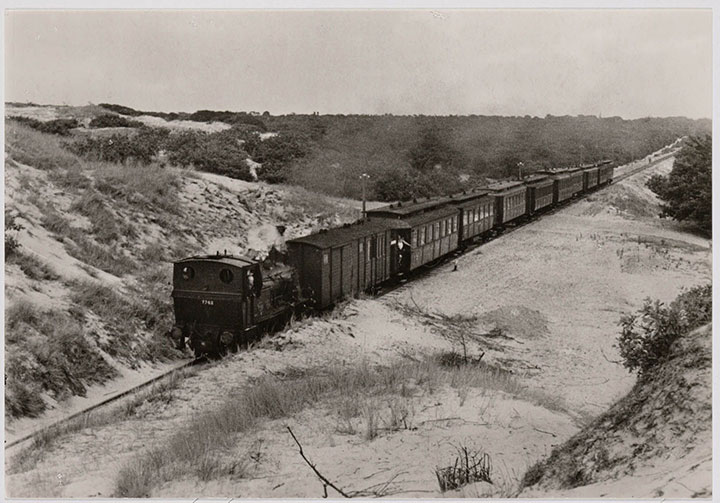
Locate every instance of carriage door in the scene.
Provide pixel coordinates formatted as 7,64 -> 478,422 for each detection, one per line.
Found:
391,230 -> 411,276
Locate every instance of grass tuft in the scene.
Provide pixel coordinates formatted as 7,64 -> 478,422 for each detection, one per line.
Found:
114,356 -> 565,496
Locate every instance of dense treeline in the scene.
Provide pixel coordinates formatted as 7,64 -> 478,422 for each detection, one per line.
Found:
647,134 -> 711,234
10,103 -> 710,200
262,114 -> 710,200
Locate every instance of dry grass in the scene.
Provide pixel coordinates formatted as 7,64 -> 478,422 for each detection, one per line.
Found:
6,250 -> 60,281
8,368 -> 193,475
5,300 -> 118,420
68,279 -> 179,364
93,161 -> 182,214
114,356 -> 566,496
5,119 -> 82,172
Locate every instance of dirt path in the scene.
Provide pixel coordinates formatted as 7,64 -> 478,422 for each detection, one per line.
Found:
5,156 -> 711,498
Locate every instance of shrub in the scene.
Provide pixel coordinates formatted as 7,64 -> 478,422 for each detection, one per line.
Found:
435,445 -> 493,492
5,305 -> 119,419
10,116 -> 79,136
67,127 -> 168,165
617,284 -> 711,376
164,129 -> 252,179
5,378 -> 47,418
7,250 -> 59,281
5,209 -> 23,257
242,132 -> 308,183
647,135 -> 711,233
89,114 -> 143,129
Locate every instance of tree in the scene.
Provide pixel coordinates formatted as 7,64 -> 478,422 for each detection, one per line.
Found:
646,135 -> 711,233
408,126 -> 457,172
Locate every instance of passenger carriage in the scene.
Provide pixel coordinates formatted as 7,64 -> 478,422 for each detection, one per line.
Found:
488,180 -> 527,225
447,189 -> 495,241
367,199 -> 460,273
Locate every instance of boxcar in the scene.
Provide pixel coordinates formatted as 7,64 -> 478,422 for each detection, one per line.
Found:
286,220 -> 393,309
580,164 -> 600,191
539,169 -> 582,204
367,200 -> 459,273
565,168 -> 585,198
448,189 -> 495,241
597,161 -> 614,186
488,181 -> 527,225
524,174 -> 554,214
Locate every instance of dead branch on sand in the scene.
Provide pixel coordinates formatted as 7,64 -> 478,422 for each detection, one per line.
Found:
287,427 -> 407,498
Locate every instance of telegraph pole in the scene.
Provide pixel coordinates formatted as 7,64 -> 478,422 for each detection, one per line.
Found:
360,173 -> 370,219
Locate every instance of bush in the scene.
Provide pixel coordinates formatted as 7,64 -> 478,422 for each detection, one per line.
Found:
7,250 -> 59,281
164,129 -> 252,179
89,114 -> 143,128
617,284 -> 711,376
10,116 -> 79,136
242,132 -> 307,183
647,134 -> 711,233
67,128 -> 166,165
5,209 -> 23,257
5,304 -> 119,418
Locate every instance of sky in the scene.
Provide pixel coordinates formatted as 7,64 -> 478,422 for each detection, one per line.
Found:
4,9 -> 713,119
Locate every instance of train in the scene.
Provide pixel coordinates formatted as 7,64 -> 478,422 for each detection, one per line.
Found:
169,160 -> 615,356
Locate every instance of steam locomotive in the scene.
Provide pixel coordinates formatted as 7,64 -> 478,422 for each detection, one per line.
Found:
170,161 -> 615,356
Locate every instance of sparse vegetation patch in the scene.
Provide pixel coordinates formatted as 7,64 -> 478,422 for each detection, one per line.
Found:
114,356 -> 562,496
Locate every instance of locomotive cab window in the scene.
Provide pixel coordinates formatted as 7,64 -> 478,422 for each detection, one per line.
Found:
181,266 -> 194,281
219,268 -> 234,284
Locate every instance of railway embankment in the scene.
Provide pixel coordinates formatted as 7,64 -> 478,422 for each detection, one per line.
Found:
5,152 -> 711,498
519,321 -> 712,498
4,117 -> 365,435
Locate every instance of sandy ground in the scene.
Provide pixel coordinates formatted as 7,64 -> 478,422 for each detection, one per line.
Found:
5,153 -> 711,498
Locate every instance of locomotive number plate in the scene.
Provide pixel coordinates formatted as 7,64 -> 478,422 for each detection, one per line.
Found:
201,299 -> 214,306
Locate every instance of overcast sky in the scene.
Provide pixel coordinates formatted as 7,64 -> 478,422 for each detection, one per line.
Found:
4,9 -> 713,119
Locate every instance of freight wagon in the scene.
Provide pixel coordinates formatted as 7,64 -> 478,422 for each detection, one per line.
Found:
286,220 -> 393,309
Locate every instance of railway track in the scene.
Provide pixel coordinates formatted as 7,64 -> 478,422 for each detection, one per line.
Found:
5,150 -> 675,453
5,357 -> 204,451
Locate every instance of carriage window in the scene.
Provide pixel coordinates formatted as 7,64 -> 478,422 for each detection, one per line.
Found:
411,230 -> 417,247
359,241 -> 363,253
463,212 -> 469,226
452,216 -> 457,232
434,222 -> 440,240
440,220 -> 445,236
447,218 -> 451,235
324,253 -> 329,265
219,268 -> 234,284
419,227 -> 425,245
371,236 -> 378,259
181,266 -> 194,280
